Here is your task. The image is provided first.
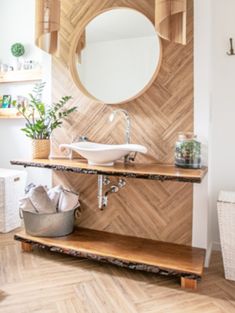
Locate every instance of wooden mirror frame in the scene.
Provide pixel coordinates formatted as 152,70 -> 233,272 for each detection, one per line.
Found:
69,7 -> 163,105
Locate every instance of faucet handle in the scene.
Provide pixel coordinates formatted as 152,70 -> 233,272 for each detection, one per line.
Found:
79,136 -> 89,142
125,152 -> 137,163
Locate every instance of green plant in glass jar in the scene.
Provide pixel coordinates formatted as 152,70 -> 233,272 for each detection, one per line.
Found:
175,132 -> 201,169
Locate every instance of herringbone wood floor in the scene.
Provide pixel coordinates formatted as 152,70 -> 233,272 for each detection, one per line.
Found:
1,230 -> 235,313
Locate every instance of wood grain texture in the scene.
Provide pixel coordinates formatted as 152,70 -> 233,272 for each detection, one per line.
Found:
1,231 -> 235,313
181,276 -> 197,290
14,227 -> 205,279
35,0 -> 61,54
21,242 -> 33,252
11,159 -> 207,183
51,0 -> 194,245
155,0 -> 187,44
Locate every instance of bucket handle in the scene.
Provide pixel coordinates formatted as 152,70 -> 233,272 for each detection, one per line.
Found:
74,207 -> 81,220
19,208 -> 23,219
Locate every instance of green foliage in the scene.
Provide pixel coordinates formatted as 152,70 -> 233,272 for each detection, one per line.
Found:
175,139 -> 201,168
11,42 -> 25,57
14,82 -> 77,139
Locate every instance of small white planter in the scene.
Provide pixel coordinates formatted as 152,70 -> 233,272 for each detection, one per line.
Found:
217,191 -> 235,281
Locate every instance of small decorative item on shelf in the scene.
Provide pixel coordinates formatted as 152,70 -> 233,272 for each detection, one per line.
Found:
14,82 -> 77,159
1,95 -> 11,108
175,132 -> 201,169
23,60 -> 38,70
0,96 -> 20,118
0,63 -> 9,72
11,42 -> 25,70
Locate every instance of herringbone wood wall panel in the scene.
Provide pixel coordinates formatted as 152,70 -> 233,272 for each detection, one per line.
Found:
52,0 -> 193,244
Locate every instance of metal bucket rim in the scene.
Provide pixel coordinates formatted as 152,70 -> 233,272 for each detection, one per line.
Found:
21,207 -> 77,217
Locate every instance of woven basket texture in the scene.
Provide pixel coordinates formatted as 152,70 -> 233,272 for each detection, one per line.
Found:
217,191 -> 235,281
0,169 -> 27,233
32,139 -> 50,159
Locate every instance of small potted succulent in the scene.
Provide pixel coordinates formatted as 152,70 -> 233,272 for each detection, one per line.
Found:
15,82 -> 77,159
11,42 -> 25,70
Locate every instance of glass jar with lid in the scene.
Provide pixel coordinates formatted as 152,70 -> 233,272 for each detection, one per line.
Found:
175,132 -> 202,169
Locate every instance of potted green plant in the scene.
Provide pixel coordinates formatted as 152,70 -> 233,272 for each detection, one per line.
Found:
15,82 -> 77,159
11,42 -> 25,70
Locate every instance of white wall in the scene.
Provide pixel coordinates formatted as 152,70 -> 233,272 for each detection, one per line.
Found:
0,0 -> 51,186
194,0 -> 235,257
193,0 -> 211,263
210,0 -> 235,247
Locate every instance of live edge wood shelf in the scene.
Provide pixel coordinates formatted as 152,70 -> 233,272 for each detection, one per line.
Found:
11,158 -> 207,183
11,158 -> 208,290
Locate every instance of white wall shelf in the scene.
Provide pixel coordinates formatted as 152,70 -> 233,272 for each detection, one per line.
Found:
0,108 -> 23,119
0,69 -> 43,119
0,69 -> 42,83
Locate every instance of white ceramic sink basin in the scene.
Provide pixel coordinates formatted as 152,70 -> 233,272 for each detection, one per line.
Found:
60,142 -> 147,166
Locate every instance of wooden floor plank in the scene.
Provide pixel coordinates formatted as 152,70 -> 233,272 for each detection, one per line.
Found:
0,230 -> 235,313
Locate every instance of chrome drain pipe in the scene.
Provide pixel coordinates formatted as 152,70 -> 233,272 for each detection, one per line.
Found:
97,175 -> 126,210
98,175 -> 105,209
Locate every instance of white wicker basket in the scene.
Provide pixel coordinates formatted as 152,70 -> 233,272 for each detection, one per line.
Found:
0,169 -> 27,233
217,190 -> 235,281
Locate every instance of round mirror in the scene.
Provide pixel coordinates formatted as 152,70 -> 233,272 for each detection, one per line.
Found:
70,8 -> 162,104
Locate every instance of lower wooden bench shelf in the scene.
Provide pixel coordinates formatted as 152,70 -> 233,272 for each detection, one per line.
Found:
15,227 -> 205,290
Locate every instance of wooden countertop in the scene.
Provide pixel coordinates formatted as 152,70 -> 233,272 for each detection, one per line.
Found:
11,158 -> 208,183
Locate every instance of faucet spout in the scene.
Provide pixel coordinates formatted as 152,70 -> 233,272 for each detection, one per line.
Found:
109,109 -> 131,144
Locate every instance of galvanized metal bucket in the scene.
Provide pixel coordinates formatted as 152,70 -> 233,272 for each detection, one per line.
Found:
21,209 -> 78,237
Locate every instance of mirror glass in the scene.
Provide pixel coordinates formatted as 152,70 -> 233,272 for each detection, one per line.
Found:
75,8 -> 161,104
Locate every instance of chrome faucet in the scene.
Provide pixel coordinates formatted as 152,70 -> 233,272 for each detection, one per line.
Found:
109,109 -> 131,144
109,109 -> 133,164
78,135 -> 89,142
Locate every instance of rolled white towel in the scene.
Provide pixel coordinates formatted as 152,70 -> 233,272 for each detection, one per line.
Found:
19,196 -> 37,213
20,185 -> 80,215
29,185 -> 57,214
58,188 -> 80,212
47,185 -> 63,211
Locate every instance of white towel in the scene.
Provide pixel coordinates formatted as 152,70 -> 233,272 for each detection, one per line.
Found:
19,185 -> 79,214
28,185 -> 57,214
58,189 -> 80,212
19,196 -> 37,213
47,185 -> 63,211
